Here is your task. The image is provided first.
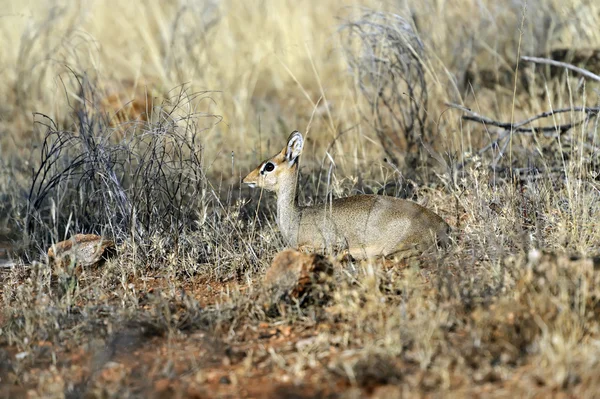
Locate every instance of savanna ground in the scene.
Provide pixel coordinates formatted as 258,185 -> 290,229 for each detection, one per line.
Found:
1,0 -> 600,398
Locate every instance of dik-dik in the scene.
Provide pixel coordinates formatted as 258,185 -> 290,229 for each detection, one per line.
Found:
243,131 -> 450,259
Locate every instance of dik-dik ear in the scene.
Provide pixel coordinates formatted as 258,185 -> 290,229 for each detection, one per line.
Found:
285,131 -> 304,165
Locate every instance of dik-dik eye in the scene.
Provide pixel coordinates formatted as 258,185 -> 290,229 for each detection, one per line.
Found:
262,162 -> 275,173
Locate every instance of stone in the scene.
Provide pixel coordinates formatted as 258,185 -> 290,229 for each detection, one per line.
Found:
263,249 -> 333,304
47,234 -> 115,269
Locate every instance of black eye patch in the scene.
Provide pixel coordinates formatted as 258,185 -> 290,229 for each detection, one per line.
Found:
263,162 -> 275,173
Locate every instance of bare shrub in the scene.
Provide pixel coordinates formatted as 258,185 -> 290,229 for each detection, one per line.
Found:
21,76 -> 221,262
340,9 -> 429,176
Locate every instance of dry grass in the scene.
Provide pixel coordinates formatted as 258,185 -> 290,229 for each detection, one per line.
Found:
1,0 -> 600,397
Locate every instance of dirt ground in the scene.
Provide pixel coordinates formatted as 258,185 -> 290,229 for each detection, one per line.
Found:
3,251 -> 597,399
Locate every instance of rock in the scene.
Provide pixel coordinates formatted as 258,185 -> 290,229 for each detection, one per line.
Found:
47,234 -> 115,269
263,249 -> 333,306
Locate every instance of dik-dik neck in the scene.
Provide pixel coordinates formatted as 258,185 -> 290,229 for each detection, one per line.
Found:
276,167 -> 301,245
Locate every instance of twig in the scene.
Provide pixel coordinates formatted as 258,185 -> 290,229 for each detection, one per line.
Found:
446,103 -> 599,133
521,56 -> 600,82
492,134 -> 510,167
463,115 -> 584,133
447,103 -> 600,170
511,106 -> 599,128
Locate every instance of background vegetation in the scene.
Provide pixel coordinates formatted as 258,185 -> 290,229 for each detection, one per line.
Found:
1,0 -> 600,397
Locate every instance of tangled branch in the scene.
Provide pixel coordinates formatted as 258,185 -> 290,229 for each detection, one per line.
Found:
340,10 -> 428,170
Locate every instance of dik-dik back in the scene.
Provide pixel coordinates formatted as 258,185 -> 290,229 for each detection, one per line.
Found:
243,131 -> 450,259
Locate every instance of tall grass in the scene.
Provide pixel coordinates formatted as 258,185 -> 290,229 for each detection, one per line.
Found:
2,1 -> 597,160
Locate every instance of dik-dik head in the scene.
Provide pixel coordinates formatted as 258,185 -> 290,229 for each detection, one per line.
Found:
243,131 -> 304,192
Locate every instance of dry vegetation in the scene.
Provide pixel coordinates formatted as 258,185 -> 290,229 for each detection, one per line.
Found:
1,0 -> 600,397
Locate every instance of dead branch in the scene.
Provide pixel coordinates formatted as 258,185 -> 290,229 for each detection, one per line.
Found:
446,103 -> 599,134
521,56 -> 600,82
446,103 -> 600,171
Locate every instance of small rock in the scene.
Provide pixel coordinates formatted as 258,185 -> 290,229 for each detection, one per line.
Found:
47,234 -> 115,269
263,249 -> 333,305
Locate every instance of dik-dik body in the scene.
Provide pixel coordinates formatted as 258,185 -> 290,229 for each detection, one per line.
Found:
243,131 -> 450,259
